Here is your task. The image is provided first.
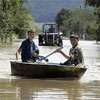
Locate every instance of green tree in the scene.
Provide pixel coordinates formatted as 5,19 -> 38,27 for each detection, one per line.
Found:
55,8 -> 97,38
0,0 -> 35,43
55,8 -> 71,35
85,0 -> 100,7
56,8 -> 71,26
85,0 -> 100,41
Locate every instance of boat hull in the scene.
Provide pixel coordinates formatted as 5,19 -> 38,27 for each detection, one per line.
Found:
11,61 -> 87,79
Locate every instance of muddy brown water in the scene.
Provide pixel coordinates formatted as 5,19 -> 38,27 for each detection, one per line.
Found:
0,39 -> 100,100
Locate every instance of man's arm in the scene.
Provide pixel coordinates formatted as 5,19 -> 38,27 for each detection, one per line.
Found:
56,48 -> 70,59
59,50 -> 70,59
15,47 -> 21,61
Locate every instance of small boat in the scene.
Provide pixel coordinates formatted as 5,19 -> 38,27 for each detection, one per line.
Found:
10,61 -> 87,80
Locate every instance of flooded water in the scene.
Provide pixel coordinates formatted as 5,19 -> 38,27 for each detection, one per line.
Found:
0,39 -> 100,100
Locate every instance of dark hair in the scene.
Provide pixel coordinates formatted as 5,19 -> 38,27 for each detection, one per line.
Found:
28,30 -> 35,34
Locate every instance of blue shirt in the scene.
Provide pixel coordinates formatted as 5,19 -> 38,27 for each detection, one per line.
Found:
20,39 -> 39,62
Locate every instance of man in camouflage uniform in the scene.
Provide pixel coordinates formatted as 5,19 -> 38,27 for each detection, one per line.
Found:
56,34 -> 84,66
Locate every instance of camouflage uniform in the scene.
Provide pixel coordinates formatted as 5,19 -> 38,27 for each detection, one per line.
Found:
62,45 -> 84,66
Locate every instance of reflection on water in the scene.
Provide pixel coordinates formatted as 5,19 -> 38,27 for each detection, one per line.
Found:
0,40 -> 100,100
1,79 -> 100,100
0,79 -> 84,100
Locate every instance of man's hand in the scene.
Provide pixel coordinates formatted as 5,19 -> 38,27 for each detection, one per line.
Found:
33,51 -> 39,58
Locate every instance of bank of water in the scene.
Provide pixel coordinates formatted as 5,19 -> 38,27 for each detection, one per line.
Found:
0,39 -> 100,100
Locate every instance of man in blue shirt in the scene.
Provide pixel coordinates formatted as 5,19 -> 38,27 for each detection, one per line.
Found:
16,30 -> 39,62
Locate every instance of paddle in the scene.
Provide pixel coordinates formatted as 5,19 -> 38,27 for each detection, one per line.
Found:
37,47 -> 63,62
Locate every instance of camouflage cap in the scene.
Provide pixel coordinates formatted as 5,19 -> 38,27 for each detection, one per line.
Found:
70,34 -> 79,40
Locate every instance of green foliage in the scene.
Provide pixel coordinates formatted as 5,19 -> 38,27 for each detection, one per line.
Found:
0,0 -> 35,42
55,8 -> 97,37
95,8 -> 100,41
55,9 -> 71,26
85,0 -> 100,41
86,21 -> 97,38
85,0 -> 100,7
55,8 -> 71,35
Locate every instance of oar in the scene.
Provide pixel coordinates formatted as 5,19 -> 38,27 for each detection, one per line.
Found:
37,47 -> 63,62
